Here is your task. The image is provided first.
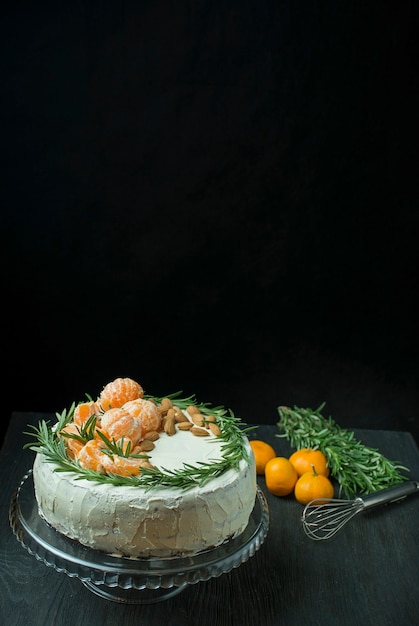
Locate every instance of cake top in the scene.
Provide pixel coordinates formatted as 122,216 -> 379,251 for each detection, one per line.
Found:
26,377 -> 252,490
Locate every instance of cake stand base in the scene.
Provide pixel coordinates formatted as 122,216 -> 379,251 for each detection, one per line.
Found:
10,470 -> 269,605
82,580 -> 188,604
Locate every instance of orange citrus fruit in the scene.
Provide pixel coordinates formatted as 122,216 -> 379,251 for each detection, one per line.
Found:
101,407 -> 143,447
73,401 -> 100,427
76,439 -> 116,474
294,466 -> 334,505
112,455 -> 143,477
59,423 -> 84,458
264,456 -> 298,496
99,377 -> 144,410
249,440 -> 277,475
122,398 -> 162,439
289,447 -> 330,477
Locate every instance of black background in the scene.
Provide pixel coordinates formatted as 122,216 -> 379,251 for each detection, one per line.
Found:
2,1 -> 418,449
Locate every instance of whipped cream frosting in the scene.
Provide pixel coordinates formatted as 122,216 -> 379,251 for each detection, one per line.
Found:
33,429 -> 256,557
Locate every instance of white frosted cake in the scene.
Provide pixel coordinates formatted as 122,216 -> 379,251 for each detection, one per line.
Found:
30,377 -> 256,558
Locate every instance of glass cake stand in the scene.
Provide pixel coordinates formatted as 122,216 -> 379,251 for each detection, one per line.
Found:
9,470 -> 269,604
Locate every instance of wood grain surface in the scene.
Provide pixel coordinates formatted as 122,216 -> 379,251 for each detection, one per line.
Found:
1,414 -> 418,626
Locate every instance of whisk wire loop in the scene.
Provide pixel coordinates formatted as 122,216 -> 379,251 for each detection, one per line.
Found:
301,481 -> 419,541
302,498 -> 364,540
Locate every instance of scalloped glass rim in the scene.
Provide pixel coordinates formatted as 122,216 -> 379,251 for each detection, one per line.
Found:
9,470 -> 269,595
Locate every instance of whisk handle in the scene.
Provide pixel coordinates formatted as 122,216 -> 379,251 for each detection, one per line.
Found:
362,480 -> 419,509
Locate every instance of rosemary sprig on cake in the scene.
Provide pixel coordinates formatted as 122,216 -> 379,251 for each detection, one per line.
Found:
25,390 -> 251,490
276,403 -> 409,497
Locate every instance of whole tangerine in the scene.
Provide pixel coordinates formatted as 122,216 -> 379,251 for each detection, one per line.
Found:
249,440 -> 277,475
264,456 -> 298,496
294,466 -> 335,505
289,448 -> 330,477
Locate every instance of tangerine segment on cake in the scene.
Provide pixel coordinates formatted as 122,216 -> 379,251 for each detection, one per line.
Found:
28,377 -> 257,558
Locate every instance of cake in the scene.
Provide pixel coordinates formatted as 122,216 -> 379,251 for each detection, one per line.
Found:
30,377 -> 257,558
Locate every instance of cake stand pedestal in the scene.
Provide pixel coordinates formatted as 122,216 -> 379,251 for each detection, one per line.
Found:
9,470 -> 269,604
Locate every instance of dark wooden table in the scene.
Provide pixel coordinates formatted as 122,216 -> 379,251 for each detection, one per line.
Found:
1,413 -> 418,626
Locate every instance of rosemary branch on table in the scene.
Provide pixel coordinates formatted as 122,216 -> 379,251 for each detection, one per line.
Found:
276,403 -> 409,498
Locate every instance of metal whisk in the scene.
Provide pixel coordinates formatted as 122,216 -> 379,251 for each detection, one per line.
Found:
302,480 -> 419,540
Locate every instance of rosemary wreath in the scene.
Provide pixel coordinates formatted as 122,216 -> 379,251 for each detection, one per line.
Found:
25,391 -> 252,491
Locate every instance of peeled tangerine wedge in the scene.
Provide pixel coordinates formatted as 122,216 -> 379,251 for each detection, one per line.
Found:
76,438 -> 146,477
112,455 -> 144,477
73,401 -> 100,427
77,439 -> 116,474
60,423 -> 85,458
